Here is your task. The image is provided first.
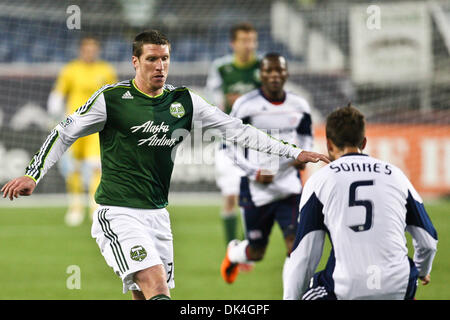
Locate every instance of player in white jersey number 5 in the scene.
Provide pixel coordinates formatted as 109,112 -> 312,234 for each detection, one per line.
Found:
283,105 -> 438,300
1,30 -> 329,300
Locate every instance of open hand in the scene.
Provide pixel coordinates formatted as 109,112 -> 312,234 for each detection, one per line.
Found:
419,274 -> 431,285
295,150 -> 330,165
1,176 -> 36,201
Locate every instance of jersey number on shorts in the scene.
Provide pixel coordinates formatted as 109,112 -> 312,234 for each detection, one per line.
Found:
348,180 -> 374,232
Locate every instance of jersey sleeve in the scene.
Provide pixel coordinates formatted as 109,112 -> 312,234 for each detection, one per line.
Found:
25,90 -> 107,184
190,90 -> 302,160
402,174 -> 438,277
283,178 -> 327,300
296,112 -> 313,151
205,61 -> 224,110
295,98 -> 313,151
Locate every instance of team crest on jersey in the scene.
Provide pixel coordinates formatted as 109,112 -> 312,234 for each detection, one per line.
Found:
170,102 -> 185,118
130,245 -> 147,262
59,116 -> 73,128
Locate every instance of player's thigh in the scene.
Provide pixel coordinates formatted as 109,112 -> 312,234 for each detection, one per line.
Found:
147,208 -> 174,287
274,194 -> 301,240
242,203 -> 276,248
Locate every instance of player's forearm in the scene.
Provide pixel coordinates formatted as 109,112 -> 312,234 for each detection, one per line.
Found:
24,127 -> 71,184
407,225 -> 438,277
226,124 -> 302,160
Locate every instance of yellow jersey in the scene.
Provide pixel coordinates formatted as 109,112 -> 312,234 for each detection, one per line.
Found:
54,59 -> 117,113
54,59 -> 117,160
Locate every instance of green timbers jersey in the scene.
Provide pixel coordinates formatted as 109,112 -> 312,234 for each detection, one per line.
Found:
94,81 -> 193,209
206,55 -> 261,114
25,79 -> 303,210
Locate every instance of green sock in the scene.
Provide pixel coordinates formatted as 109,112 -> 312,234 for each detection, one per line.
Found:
148,294 -> 171,300
223,214 -> 237,245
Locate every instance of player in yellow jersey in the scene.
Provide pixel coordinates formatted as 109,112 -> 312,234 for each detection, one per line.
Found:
47,36 -> 117,226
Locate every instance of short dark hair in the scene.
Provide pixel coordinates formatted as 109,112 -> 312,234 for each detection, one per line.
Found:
326,104 -> 366,149
230,22 -> 257,41
261,52 -> 287,68
133,30 -> 170,57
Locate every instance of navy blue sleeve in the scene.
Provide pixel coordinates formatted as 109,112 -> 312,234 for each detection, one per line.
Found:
296,113 -> 312,136
292,192 -> 326,251
405,191 -> 438,241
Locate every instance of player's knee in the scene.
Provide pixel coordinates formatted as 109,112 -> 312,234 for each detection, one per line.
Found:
133,265 -> 167,291
224,195 -> 237,212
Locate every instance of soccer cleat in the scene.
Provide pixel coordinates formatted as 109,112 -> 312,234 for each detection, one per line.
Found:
221,242 -> 240,284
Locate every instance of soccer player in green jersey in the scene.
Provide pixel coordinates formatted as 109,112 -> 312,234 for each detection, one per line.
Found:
206,23 -> 261,253
2,30 -> 329,300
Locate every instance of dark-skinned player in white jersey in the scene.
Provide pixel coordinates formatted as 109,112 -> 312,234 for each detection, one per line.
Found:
2,30 -> 329,300
220,53 -> 314,285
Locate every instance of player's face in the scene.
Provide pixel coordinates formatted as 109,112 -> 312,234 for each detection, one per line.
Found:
260,57 -> 288,94
133,44 -> 170,93
79,39 -> 100,63
231,31 -> 258,61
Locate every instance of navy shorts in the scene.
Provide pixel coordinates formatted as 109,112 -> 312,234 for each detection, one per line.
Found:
241,193 -> 301,249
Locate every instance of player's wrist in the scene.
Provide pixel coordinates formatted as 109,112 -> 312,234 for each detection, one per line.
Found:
24,175 -> 37,185
293,148 -> 303,160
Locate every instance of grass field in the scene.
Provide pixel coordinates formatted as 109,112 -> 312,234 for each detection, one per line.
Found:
0,198 -> 448,300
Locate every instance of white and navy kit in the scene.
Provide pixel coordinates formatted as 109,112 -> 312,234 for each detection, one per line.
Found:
206,55 -> 261,196
229,89 -> 313,247
283,154 -> 438,300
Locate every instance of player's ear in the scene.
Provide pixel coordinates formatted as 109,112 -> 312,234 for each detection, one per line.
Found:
326,138 -> 333,153
360,137 -> 367,151
132,55 -> 139,69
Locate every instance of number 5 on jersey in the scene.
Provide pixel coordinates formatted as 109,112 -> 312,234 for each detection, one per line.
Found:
348,180 -> 374,232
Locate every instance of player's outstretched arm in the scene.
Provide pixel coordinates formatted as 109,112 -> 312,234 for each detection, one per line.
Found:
191,91 -> 331,164
1,176 -> 36,201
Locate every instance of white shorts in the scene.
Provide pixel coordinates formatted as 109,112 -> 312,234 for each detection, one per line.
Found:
215,147 -> 245,196
91,205 -> 174,293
